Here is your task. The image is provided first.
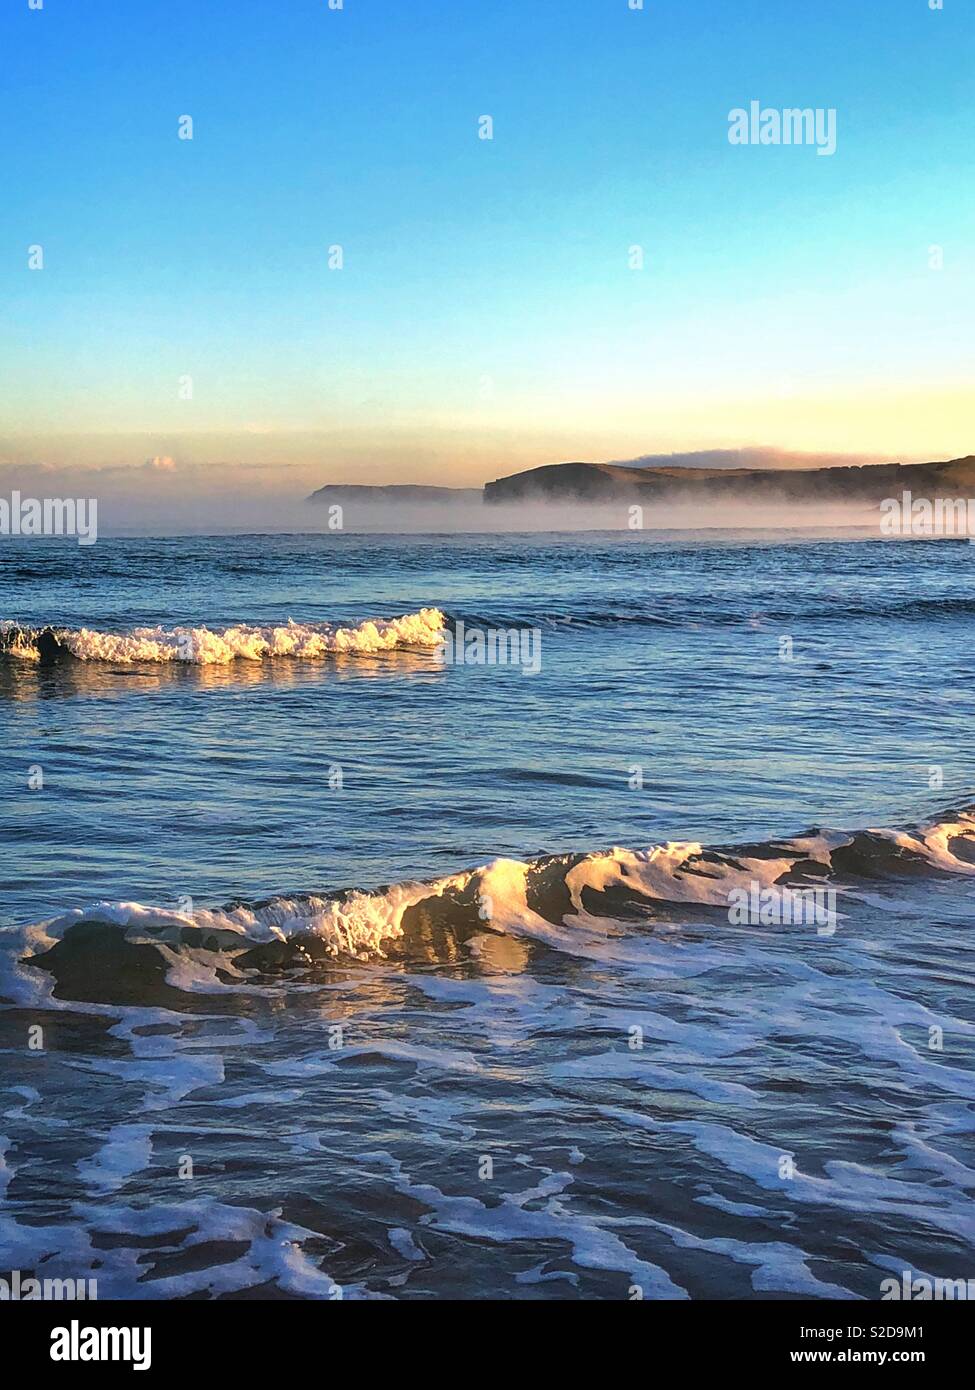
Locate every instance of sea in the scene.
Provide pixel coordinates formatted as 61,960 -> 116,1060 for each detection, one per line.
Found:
0,530 -> 973,1300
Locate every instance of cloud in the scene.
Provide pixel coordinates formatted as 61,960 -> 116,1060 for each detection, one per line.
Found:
610,446 -> 887,471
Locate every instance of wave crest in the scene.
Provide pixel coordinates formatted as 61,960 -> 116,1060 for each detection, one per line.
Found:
0,609 -> 446,664
6,806 -> 975,1007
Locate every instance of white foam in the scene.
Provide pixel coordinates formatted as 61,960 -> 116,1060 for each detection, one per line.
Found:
13,874 -> 466,972
68,1198 -> 361,1299
359,1149 -> 689,1298
551,1049 -> 758,1105
0,622 -> 41,661
388,1228 -> 425,1262
265,1040 -> 481,1075
77,1124 -> 154,1194
645,1215 -> 861,1299
0,1136 -> 13,1197
82,1053 -> 225,1111
875,812 -> 975,874
42,608 -> 446,664
598,1108 -> 975,1244
8,807 -> 975,989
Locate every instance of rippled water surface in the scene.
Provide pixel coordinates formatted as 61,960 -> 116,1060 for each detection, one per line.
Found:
1,532 -> 973,1298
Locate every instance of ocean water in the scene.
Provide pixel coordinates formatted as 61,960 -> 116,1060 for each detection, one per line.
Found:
1,531 -> 974,1300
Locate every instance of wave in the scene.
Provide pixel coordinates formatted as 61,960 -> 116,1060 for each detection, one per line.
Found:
453,593 -> 975,633
0,609 -> 445,664
4,590 -> 972,666
6,805 -> 975,1006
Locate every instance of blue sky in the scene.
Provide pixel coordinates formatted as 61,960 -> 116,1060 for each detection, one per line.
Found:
1,0 -> 972,486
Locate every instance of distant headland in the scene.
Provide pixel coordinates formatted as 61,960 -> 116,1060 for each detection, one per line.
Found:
307,455 -> 975,509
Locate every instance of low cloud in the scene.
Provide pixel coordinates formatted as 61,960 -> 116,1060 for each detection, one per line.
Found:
0,442 -> 910,536
610,446 -> 886,471
0,456 -> 309,534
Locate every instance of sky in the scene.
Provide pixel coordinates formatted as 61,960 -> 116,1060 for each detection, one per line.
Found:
1,0 -> 973,507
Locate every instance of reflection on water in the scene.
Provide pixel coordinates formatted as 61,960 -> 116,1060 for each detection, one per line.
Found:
2,533 -> 975,1298
0,648 -> 446,702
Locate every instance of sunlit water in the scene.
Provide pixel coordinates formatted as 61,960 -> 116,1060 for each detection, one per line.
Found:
1,532 -> 973,1299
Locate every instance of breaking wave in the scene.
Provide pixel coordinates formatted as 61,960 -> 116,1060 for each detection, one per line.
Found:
6,805 -> 975,1007
0,609 -> 446,664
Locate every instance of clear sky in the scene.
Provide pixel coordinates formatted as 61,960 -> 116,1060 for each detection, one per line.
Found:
1,0 -> 973,492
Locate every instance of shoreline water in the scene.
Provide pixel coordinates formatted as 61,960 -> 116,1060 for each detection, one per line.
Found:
1,532 -> 973,1300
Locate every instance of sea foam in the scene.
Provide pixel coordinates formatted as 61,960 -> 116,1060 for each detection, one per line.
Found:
0,608 -> 446,664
